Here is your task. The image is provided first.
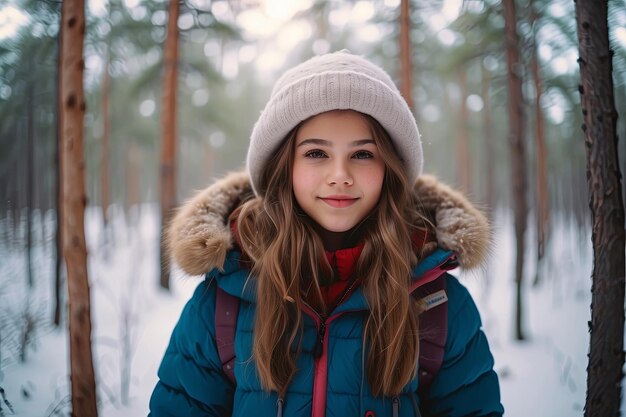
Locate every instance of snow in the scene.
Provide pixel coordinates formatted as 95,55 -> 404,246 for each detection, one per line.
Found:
0,205 -> 621,416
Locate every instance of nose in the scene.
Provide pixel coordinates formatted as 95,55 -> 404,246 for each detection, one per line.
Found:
327,161 -> 353,186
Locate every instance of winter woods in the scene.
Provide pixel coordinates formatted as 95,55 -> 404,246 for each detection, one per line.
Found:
0,0 -> 624,415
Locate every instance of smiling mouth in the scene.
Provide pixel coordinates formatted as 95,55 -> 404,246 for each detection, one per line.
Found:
320,197 -> 359,208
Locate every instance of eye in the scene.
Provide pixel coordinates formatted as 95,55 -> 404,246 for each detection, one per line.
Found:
352,150 -> 374,159
304,149 -> 328,159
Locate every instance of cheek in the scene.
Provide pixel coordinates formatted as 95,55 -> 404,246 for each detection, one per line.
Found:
370,178 -> 384,202
292,164 -> 313,200
361,165 -> 385,194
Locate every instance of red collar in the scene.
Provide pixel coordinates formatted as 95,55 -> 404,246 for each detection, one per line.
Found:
322,227 -> 433,281
324,244 -> 365,281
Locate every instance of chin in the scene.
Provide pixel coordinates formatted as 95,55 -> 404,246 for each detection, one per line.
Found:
319,223 -> 356,233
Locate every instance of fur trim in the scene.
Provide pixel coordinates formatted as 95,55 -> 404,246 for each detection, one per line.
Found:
168,171 -> 490,275
413,175 -> 491,270
167,171 -> 253,276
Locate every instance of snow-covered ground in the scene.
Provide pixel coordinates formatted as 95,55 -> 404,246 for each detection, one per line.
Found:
0,205 -> 618,416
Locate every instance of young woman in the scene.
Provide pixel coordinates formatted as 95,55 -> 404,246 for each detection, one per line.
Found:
150,51 -> 503,417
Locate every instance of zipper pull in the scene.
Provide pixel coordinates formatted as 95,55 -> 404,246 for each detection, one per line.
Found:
392,396 -> 400,417
314,321 -> 326,358
276,397 -> 284,417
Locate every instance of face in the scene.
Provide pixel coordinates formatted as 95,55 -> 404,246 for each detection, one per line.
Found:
292,110 -> 385,233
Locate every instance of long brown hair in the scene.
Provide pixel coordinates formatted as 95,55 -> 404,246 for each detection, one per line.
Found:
234,111 -> 424,397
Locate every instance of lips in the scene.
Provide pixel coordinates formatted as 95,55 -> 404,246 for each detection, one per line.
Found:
320,195 -> 359,208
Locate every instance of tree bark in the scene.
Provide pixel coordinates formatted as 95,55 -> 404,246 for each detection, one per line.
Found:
399,0 -> 413,110
531,3 -> 549,286
576,1 -> 625,416
503,0 -> 527,341
159,0 -> 181,290
60,1 -> 98,415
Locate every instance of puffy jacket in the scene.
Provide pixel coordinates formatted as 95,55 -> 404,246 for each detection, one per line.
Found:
149,172 -> 504,417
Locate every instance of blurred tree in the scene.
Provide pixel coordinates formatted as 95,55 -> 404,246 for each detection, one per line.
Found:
415,1 -> 503,196
530,0 -> 550,286
59,0 -> 98,415
55,6 -> 64,327
87,0 -> 165,213
159,0 -> 181,290
575,1 -> 625,415
503,0 -> 528,341
399,0 -> 414,110
26,53 -> 34,290
101,40 -> 111,228
83,0 -> 240,202
0,0 -> 63,325
0,2 -> 59,215
456,68 -> 471,193
481,66 -> 496,216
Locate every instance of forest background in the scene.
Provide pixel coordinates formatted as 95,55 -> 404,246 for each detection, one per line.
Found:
1,0 -> 625,415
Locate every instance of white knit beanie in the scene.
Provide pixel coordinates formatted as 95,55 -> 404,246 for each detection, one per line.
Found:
247,50 -> 422,195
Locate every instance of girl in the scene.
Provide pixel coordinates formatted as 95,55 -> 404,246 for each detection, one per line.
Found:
150,51 -> 504,417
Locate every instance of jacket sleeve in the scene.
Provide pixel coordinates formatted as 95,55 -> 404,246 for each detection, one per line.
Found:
149,277 -> 234,417
420,274 -> 504,417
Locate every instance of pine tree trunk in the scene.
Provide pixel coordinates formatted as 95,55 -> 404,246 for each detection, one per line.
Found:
576,1 -> 625,415
60,1 -> 98,415
159,0 -> 181,290
531,3 -> 549,286
503,0 -> 527,341
457,69 -> 471,193
399,0 -> 413,110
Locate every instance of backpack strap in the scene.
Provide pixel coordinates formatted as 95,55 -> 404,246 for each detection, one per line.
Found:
215,286 -> 239,385
414,274 -> 449,396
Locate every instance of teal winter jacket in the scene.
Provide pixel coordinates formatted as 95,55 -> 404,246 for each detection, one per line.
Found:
149,172 -> 504,417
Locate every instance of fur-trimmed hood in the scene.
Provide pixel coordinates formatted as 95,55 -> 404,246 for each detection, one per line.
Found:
168,171 -> 491,277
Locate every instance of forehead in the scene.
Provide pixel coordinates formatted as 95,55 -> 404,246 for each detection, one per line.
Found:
296,110 -> 373,144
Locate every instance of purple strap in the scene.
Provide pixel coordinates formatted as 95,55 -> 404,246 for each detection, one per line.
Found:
414,275 -> 448,395
215,286 -> 239,385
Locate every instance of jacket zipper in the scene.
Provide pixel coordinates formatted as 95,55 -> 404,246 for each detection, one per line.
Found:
314,276 -> 357,356
301,304 -> 327,417
302,304 -> 358,417
314,320 -> 327,358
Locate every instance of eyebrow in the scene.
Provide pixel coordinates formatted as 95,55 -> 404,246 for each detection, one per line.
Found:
296,138 -> 375,148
